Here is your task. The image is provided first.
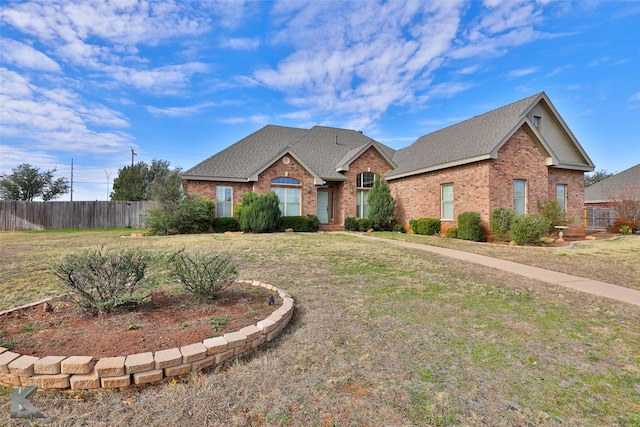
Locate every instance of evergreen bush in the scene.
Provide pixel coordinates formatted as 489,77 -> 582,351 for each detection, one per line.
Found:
511,214 -> 550,245
445,226 -> 458,238
490,207 -> 514,241
409,218 -> 441,235
367,172 -> 395,230
344,217 -> 358,231
239,192 -> 281,233
357,218 -> 373,231
147,195 -> 215,235
212,217 -> 240,233
457,211 -> 485,242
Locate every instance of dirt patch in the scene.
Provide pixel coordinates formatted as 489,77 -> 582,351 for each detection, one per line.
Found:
0,285 -> 279,358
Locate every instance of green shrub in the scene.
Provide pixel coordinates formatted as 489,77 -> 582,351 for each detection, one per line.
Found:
511,214 -> 550,245
147,195 -> 215,235
239,192 -> 281,233
50,247 -> 150,315
212,217 -> 240,233
233,204 -> 242,219
537,200 -> 568,234
306,214 -> 321,232
345,217 -> 358,231
490,207 -> 514,241
445,226 -> 458,238
457,211 -> 485,242
170,251 -> 238,301
367,172 -> 395,230
409,218 -> 441,235
357,218 -> 373,231
393,223 -> 405,233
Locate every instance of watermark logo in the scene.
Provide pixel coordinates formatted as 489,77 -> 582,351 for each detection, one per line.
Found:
10,385 -> 46,419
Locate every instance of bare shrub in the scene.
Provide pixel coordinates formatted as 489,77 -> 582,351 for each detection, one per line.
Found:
171,251 -> 238,301
605,182 -> 640,230
50,247 -> 150,315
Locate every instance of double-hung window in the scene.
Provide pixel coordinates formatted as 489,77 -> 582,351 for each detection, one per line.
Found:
216,186 -> 233,218
514,179 -> 527,215
441,183 -> 454,220
556,184 -> 567,213
271,177 -> 301,216
356,172 -> 375,219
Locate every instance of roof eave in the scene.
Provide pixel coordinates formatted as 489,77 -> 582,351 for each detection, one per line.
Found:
386,155 -> 492,181
249,149 -> 325,185
336,141 -> 397,172
181,175 -> 250,183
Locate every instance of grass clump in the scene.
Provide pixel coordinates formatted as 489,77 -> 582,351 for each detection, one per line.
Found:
50,247 -> 150,315
171,251 -> 238,301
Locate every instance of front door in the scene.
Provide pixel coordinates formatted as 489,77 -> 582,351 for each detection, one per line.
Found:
317,191 -> 329,224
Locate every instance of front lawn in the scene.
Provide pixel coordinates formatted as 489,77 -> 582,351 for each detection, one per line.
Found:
1,231 -> 638,426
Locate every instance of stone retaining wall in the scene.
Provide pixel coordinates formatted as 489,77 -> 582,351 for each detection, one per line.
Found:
0,281 -> 294,390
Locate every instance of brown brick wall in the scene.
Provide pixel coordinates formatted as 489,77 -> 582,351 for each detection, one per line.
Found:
256,155 -> 317,216
389,161 -> 491,230
547,168 -> 586,235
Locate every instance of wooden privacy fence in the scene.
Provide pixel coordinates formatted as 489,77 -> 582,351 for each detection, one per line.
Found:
0,201 -> 152,231
584,206 -> 617,230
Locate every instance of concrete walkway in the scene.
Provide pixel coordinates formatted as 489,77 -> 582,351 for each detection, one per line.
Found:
349,233 -> 640,308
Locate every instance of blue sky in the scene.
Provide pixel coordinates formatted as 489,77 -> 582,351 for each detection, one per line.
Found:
1,0 -> 638,201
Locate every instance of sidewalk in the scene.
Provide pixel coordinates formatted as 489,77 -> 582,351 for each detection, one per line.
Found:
350,233 -> 640,308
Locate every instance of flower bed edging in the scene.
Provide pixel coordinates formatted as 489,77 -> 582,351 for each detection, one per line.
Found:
0,280 -> 294,390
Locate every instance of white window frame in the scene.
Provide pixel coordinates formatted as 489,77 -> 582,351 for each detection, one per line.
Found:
514,179 -> 527,215
356,172 -> 375,219
556,184 -> 567,213
216,186 -> 233,218
441,183 -> 454,220
271,177 -> 301,216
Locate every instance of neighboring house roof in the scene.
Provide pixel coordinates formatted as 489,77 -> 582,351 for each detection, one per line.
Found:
584,164 -> 640,203
386,92 -> 595,180
182,125 -> 396,185
183,92 -> 595,185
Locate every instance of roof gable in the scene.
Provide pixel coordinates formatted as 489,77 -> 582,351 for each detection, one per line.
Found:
386,92 -> 595,180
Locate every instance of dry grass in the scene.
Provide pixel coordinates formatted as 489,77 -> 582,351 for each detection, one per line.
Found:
1,230 -> 639,426
374,232 -> 640,291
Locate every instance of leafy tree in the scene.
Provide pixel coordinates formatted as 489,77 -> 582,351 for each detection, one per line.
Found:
367,172 -> 395,230
111,159 -> 180,201
584,170 -> 613,187
0,163 -> 69,201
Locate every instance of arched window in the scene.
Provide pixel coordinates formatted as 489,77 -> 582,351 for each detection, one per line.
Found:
271,177 -> 301,216
356,172 -> 375,218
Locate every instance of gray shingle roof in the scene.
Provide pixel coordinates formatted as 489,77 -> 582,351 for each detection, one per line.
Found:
387,93 -> 541,179
584,164 -> 640,203
182,125 -> 396,183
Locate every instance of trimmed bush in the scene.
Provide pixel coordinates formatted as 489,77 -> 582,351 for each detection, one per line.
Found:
490,207 -> 514,241
445,226 -> 458,238
239,191 -> 281,233
457,211 -> 484,242
212,217 -> 240,233
50,247 -> 150,315
409,218 -> 441,235
357,218 -> 373,231
345,217 -> 358,231
306,214 -> 321,232
511,214 -> 550,245
171,251 -> 238,301
393,223 -> 405,233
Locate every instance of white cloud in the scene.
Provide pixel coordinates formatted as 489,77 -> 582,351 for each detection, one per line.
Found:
218,115 -> 270,125
508,67 -> 539,78
220,37 -> 260,50
146,102 -> 217,117
0,38 -> 60,71
628,92 -> 640,102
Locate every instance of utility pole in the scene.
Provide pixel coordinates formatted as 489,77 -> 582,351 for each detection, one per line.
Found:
70,158 -> 74,202
131,147 -> 137,166
105,170 -> 111,200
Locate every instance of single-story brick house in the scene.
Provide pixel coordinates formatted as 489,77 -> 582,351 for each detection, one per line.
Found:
182,92 -> 595,234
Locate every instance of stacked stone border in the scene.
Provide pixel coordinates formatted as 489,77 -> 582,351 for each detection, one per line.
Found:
0,280 -> 293,390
